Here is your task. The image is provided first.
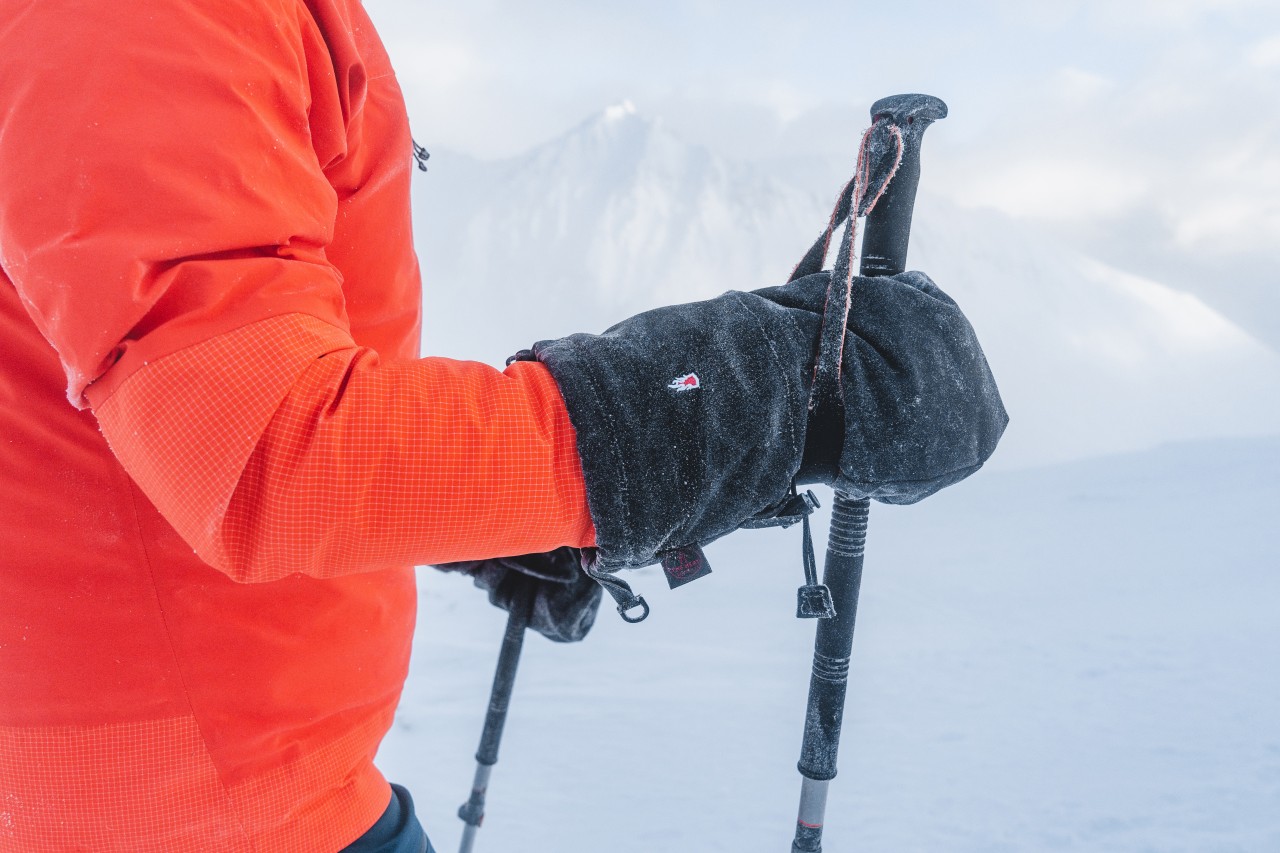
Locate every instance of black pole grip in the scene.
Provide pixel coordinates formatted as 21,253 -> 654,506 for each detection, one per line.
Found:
859,94 -> 947,278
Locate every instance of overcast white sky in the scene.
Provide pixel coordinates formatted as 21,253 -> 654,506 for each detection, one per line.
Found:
367,0 -> 1280,345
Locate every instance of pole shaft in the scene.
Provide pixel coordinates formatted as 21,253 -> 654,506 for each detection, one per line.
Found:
458,578 -> 535,853
792,494 -> 867,850
458,822 -> 478,853
477,598 -> 531,765
791,776 -> 831,853
795,495 -> 868,780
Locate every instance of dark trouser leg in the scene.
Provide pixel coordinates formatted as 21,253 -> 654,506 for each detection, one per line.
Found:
342,784 -> 434,853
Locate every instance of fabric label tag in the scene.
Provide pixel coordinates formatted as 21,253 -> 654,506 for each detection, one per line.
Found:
661,545 -> 712,590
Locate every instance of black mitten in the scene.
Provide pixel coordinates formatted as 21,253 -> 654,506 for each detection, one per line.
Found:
528,269 -> 1005,581
760,270 -> 1008,503
529,287 -> 817,575
437,548 -> 602,643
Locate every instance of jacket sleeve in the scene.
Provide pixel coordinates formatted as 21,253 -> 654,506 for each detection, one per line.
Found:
0,0 -> 594,582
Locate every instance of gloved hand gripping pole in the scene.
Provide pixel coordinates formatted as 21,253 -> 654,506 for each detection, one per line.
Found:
789,93 -> 947,853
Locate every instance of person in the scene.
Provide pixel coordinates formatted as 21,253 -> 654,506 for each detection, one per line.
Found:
0,2 -> 1006,851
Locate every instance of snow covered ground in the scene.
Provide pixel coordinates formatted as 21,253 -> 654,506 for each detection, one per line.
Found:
380,435 -> 1280,852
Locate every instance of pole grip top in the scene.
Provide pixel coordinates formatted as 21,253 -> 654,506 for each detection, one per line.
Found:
870,93 -> 948,130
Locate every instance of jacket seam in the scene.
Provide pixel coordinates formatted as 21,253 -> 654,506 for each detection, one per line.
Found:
88,310 -> 357,411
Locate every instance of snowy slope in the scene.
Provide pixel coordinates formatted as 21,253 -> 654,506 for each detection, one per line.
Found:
410,105 -> 1280,469
381,436 -> 1280,852
412,102 -> 828,358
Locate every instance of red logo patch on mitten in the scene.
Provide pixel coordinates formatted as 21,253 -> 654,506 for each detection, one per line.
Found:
668,372 -> 700,392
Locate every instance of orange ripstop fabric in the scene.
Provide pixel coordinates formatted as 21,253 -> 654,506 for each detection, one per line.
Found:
0,0 -> 593,850
93,313 -> 595,582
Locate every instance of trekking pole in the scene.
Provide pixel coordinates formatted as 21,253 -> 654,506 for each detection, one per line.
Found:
790,93 -> 947,853
457,576 -> 535,853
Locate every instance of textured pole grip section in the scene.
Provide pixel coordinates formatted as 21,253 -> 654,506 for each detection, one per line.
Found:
858,147 -> 919,278
796,495 -> 869,783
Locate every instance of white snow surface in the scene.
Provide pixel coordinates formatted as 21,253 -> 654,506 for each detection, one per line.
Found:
381,436 -> 1280,852
413,106 -> 1280,470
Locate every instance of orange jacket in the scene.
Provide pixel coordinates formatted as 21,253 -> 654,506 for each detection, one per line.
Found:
0,1 -> 593,850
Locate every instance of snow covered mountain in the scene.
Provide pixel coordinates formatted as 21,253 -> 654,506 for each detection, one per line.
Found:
411,104 -> 1280,468
412,101 -> 824,353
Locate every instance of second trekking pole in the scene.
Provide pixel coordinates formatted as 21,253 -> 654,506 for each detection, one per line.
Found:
457,576 -> 535,853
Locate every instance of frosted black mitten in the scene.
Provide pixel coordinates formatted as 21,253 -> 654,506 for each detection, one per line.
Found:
764,270 -> 1008,503
438,548 -> 602,643
528,270 -> 1006,586
528,288 -> 820,578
